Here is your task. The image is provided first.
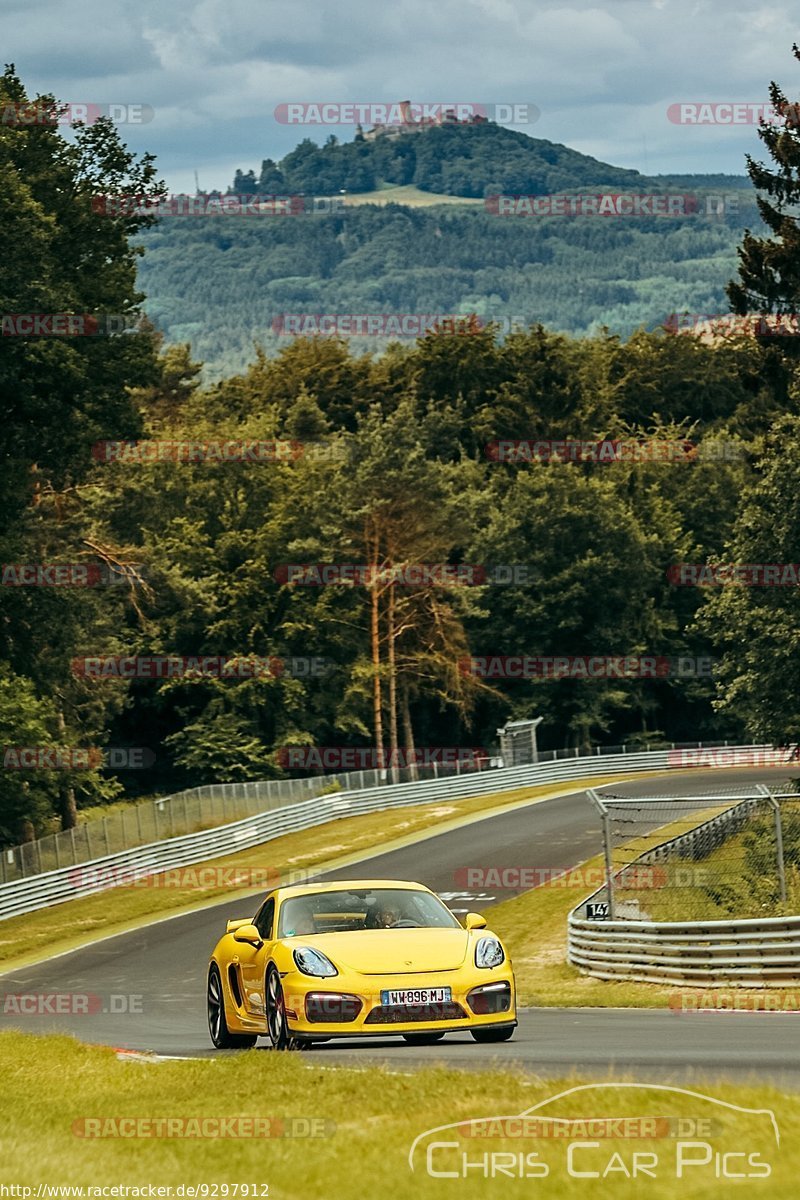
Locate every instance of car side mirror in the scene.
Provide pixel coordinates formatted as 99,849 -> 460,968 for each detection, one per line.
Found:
465,912 -> 487,930
233,923 -> 262,946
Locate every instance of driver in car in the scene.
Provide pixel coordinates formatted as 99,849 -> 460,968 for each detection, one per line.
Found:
286,899 -> 317,936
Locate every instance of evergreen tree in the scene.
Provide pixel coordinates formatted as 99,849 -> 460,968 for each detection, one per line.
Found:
727,45 -> 800,331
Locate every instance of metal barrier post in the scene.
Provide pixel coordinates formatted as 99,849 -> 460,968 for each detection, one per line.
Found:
588,788 -> 615,920
760,785 -> 787,904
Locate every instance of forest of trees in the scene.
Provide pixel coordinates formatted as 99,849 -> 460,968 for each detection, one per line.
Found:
139,194 -> 762,380
150,123 -> 763,380
3,63 -> 800,846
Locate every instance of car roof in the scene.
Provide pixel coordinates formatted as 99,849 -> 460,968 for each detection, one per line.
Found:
273,879 -> 431,900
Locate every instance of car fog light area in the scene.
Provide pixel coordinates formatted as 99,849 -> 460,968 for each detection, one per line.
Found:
467,982 -> 512,1014
305,993 -> 363,1023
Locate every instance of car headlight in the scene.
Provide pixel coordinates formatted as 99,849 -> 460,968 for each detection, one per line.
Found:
475,936 -> 505,969
293,946 -> 338,977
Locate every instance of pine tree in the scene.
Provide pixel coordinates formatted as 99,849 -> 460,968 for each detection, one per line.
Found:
727,45 -> 800,328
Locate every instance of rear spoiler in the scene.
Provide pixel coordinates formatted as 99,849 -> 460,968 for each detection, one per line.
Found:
226,918 -> 252,933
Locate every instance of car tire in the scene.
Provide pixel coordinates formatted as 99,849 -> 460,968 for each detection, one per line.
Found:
402,1032 -> 446,1045
470,1026 -> 515,1044
265,964 -> 296,1050
207,964 -> 257,1050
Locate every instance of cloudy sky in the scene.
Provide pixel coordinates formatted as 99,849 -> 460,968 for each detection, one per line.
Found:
5,0 -> 799,192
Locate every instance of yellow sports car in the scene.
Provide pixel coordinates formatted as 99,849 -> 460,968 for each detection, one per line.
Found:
207,879 -> 516,1049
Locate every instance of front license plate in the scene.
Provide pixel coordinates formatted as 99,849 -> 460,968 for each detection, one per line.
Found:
381,987 -> 452,1006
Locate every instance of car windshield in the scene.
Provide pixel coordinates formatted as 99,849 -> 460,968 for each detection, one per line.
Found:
277,888 -> 461,936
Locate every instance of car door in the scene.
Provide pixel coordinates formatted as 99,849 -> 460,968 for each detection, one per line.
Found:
237,895 -> 276,1022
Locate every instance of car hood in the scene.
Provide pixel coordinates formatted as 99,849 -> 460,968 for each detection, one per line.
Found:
290,928 -> 472,974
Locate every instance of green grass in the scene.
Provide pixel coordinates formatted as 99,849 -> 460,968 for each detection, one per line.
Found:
0,1032 -> 793,1198
489,853 -> 679,1008
342,183 -> 483,207
0,774 -> 648,973
615,807 -> 800,922
491,805 -> 741,1009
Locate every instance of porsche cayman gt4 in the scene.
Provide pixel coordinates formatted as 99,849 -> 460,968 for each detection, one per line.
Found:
207,879 -> 516,1049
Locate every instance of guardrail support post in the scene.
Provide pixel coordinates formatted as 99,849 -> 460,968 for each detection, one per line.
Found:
588,788 -> 615,920
760,786 -> 787,904
601,810 -> 615,920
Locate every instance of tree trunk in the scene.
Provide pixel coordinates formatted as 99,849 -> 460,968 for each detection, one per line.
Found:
57,708 -> 78,830
387,586 -> 399,783
369,528 -> 385,773
401,679 -> 418,782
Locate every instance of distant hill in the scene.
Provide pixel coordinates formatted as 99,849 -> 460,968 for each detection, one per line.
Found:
135,122 -> 759,378
231,122 -> 752,201
234,122 -> 664,199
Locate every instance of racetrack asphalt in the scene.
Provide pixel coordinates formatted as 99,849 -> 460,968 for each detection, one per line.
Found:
2,766 -> 798,1085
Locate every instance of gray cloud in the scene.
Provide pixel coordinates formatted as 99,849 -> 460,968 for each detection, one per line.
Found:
5,0 -> 799,190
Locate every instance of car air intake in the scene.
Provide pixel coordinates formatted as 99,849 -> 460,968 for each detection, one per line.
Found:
467,982 -> 512,1015
365,1001 -> 467,1024
305,993 -> 362,1023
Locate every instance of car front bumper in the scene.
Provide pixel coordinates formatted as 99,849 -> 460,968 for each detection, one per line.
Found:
280,967 -> 516,1038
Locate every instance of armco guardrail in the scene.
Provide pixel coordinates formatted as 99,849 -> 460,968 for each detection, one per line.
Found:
0,744 -> 788,922
568,913 -> 800,986
0,739 -> 770,883
0,745 -> 726,922
568,788 -> 800,986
